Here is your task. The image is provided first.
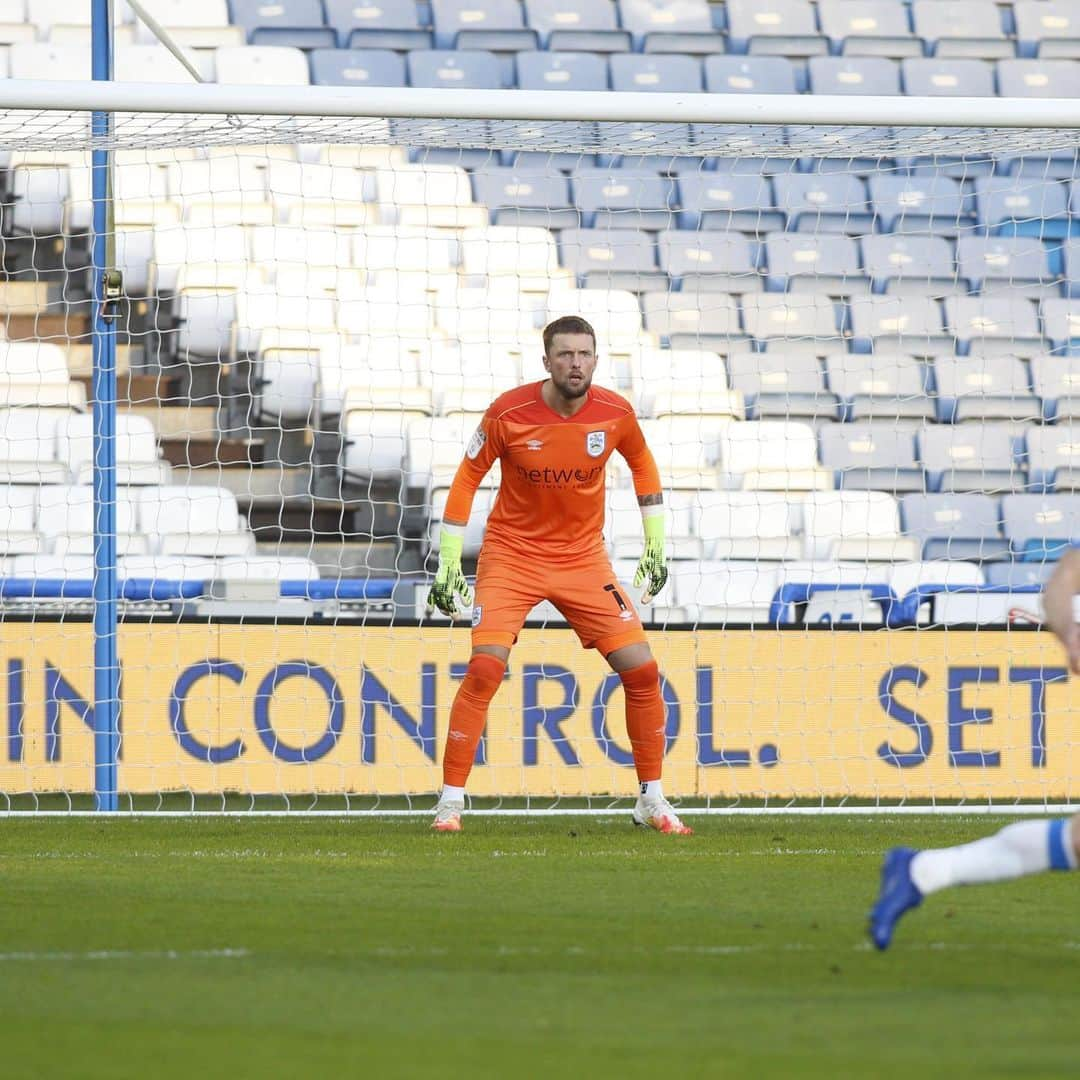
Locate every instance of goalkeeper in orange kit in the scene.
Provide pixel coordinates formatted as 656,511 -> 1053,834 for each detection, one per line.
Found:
425,315 -> 690,835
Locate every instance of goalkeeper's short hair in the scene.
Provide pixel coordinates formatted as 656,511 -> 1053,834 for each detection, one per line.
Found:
543,316 -> 596,356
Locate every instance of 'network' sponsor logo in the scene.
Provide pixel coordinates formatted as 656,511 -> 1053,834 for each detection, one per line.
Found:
514,464 -> 604,487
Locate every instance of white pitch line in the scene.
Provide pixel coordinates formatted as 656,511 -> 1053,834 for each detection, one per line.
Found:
0,947 -> 250,962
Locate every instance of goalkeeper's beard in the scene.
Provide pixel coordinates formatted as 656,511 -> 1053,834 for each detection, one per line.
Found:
552,372 -> 591,400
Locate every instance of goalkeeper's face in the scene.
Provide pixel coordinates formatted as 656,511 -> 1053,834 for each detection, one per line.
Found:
544,332 -> 597,400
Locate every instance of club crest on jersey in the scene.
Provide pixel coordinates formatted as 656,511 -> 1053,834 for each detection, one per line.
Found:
471,604 -> 483,627
586,430 -> 606,458
466,428 -> 486,460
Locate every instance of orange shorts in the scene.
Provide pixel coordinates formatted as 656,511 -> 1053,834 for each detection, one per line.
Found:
471,544 -> 646,656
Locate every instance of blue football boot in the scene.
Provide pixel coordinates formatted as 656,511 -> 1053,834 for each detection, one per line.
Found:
869,847 -> 923,951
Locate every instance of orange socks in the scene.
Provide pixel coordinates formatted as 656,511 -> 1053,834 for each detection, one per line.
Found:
619,660 -> 666,783
442,653 -> 506,787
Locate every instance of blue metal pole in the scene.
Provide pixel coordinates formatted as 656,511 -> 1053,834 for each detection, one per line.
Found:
91,0 -> 119,811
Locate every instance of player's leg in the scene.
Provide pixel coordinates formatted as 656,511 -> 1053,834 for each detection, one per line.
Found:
432,555 -> 537,832
550,557 -> 691,835
869,813 -> 1080,950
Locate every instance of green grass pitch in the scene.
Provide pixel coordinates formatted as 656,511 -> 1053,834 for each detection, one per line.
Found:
1,814 -> 1078,1078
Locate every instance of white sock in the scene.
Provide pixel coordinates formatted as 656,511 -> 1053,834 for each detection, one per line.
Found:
910,818 -> 1078,896
440,784 -> 465,804
641,780 -> 663,800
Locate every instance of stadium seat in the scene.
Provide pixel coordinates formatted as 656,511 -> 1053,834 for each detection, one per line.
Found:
35,484 -> 137,556
0,342 -> 83,410
10,553 -> 97,580
1031,353 -> 1080,421
309,47 -> 406,87
675,172 -> 783,233
824,352 -> 935,423
516,50 -> 608,91
471,164 -> 577,228
670,560 -> 780,623
900,492 -> 1009,560
133,0 -> 241,46
607,487 -> 698,560
558,228 -> 666,290
996,57 -> 1080,97
933,354 -> 1040,423
911,0 -> 1012,59
901,57 -> 996,96
215,555 -> 319,581
548,289 -> 643,348
918,423 -> 1025,492
984,560 -> 1054,586
868,174 -> 970,235
727,351 -> 837,421
1002,493 -> 1080,556
849,294 -> 949,354
639,416 -> 726,488
619,0 -> 723,53
817,0 -> 920,58
609,54 -> 702,93
569,168 -> 675,231
0,485 -> 40,555
807,56 -> 901,95
1026,426 -> 1080,491
524,0 -> 630,52
0,407 -> 70,484
956,235 -> 1055,295
431,0 -> 536,50
137,485 -> 253,558
658,231 -> 760,292
634,348 -> 744,419
1014,1 -> 1080,58
718,420 -> 829,491
115,44 -> 215,81
376,164 -> 483,228
725,0 -> 827,56
818,424 -> 923,492
694,491 -> 801,560
323,0 -> 431,49
861,235 -> 958,297
341,410 -> 413,483
771,174 -> 872,234
9,42 -> 89,79
741,293 -> 841,352
943,295 -> 1044,356
29,0 -> 128,38
227,0 -> 334,48
1039,298 -> 1080,353
215,45 -> 310,84
460,224 -> 561,285
703,56 -> 798,93
802,491 -> 916,561
635,291 -> 747,349
55,413 -> 168,486
407,48 -> 504,89
762,233 -> 865,296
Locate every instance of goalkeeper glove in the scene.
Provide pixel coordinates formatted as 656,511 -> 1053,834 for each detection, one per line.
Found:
426,528 -> 473,619
633,510 -> 668,604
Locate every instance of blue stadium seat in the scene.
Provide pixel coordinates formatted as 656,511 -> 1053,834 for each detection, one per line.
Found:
912,0 -> 1012,59
407,49 -> 504,89
868,174 -> 970,235
728,351 -> 838,421
1003,494 -> 1080,556
985,560 -> 1054,586
609,54 -> 702,93
570,168 -> 675,230
1014,1 -> 1080,58
861,234 -> 957,296
819,423 -> 922,491
228,0 -> 335,48
658,231 -> 760,291
956,236 -> 1053,294
704,56 -> 797,93
740,293 -> 842,350
824,352 -> 934,421
516,50 -> 607,91
676,172 -> 782,232
323,0 -> 432,49
900,493 -> 1009,560
944,295 -> 1044,356
1026,425 -> 1080,490
558,228 -> 666,289
471,166 -> 577,227
918,424 -> 1024,493
817,0 -> 920,58
808,56 -> 900,95
524,0 -> 630,52
725,0 -> 828,57
902,58 -> 996,95
933,354 -> 1039,423
310,48 -> 405,87
431,0 -> 537,50
763,233 -> 864,295
1031,352 -> 1080,420
997,57 -> 1080,96
848,295 -> 949,353
1041,299 -> 1080,352
772,173 -> 872,234
973,176 -> 1069,239
1063,238 -> 1080,299
619,0 -> 724,54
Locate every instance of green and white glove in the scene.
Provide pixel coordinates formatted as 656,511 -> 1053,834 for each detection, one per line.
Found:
633,509 -> 668,604
426,528 -> 473,619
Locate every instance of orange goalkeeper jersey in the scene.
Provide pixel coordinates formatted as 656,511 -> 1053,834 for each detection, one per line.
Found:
443,381 -> 662,558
